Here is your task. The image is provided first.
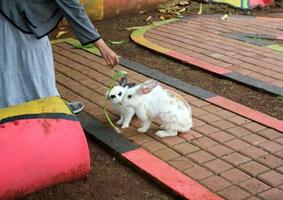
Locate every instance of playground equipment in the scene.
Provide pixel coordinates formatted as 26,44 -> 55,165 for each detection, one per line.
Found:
0,96 -> 90,199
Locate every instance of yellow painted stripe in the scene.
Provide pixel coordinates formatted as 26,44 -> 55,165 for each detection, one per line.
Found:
130,19 -> 178,55
134,35 -> 171,54
80,0 -> 104,19
213,0 -> 241,7
0,96 -> 73,120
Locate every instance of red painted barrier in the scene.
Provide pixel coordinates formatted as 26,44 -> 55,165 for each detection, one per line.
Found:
0,118 -> 90,199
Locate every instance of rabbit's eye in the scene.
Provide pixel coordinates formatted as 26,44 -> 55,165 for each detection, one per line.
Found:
118,92 -> 122,96
128,95 -> 132,99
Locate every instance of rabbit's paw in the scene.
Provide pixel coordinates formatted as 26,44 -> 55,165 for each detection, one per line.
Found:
155,130 -> 177,137
116,119 -> 123,125
121,124 -> 129,129
137,127 -> 147,133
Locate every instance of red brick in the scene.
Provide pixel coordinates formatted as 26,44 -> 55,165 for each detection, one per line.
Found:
119,126 -> 139,137
197,113 -> 222,123
240,146 -> 269,159
222,152 -> 251,166
193,124 -> 220,135
204,159 -> 233,174
183,165 -> 213,180
191,136 -> 218,149
258,189 -> 283,200
209,131 -> 235,143
218,186 -> 251,200
257,128 -> 283,140
141,140 -> 167,153
160,136 -> 185,146
179,130 -> 203,141
215,110 -> 237,118
239,178 -> 271,195
184,95 -> 200,102
224,139 -> 251,151
167,157 -> 194,171
200,175 -> 231,192
212,120 -> 236,130
245,197 -> 261,200
257,154 -> 283,169
154,148 -> 181,161
202,105 -> 222,112
241,134 -> 267,145
129,134 -> 153,145
227,126 -> 252,138
221,168 -> 251,184
239,161 -> 269,176
242,122 -> 266,132
276,165 -> 283,174
227,116 -> 251,125
192,118 -> 206,127
186,150 -> 216,164
258,141 -> 283,153
172,142 -> 200,155
258,170 -> 283,186
275,137 -> 283,145
207,144 -> 234,157
190,100 -> 211,108
275,150 -> 283,159
191,107 -> 209,117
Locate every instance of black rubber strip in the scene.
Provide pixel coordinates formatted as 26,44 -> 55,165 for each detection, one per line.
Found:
119,57 -> 217,99
0,113 -> 78,125
77,112 -> 139,154
225,72 -> 283,96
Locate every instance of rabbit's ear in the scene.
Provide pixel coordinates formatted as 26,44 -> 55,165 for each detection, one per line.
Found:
118,77 -> 128,87
138,79 -> 158,95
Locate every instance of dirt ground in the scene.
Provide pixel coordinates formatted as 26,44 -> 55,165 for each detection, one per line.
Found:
22,138 -> 178,200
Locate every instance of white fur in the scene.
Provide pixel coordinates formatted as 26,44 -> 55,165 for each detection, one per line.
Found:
121,79 -> 193,137
107,85 -> 135,129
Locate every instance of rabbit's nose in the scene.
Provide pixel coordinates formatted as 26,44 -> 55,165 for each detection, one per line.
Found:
110,95 -> 116,99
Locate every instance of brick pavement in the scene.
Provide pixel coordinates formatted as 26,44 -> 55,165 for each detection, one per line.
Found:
132,15 -> 283,96
53,42 -> 283,200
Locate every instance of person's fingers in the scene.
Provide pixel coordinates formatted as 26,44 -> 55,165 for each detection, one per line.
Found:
114,55 -> 119,65
109,58 -> 114,67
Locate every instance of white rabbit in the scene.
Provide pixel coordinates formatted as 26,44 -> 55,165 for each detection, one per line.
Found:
106,77 -> 136,129
121,79 -> 192,137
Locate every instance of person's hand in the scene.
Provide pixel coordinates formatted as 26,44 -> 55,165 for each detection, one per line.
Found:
94,39 -> 119,68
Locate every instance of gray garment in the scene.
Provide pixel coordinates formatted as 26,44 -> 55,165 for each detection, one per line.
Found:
0,0 -> 101,45
0,13 -> 59,108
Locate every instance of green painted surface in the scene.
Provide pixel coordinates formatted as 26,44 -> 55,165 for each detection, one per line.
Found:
131,19 -> 179,38
267,44 -> 283,52
51,38 -> 101,56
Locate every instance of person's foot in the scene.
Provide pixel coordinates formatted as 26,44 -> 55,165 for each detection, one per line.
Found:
67,102 -> 84,114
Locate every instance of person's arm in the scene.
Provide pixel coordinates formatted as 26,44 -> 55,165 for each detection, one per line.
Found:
95,39 -> 119,68
54,0 -> 118,67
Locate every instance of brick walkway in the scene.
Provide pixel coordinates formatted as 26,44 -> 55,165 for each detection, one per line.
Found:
132,15 -> 283,95
53,42 -> 283,200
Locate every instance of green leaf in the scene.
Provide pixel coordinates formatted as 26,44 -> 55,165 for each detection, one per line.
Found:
108,40 -> 125,45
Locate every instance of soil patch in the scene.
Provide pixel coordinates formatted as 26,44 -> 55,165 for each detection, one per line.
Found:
22,139 -> 177,200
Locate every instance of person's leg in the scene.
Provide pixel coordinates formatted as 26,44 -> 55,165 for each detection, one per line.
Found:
0,13 -> 84,113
